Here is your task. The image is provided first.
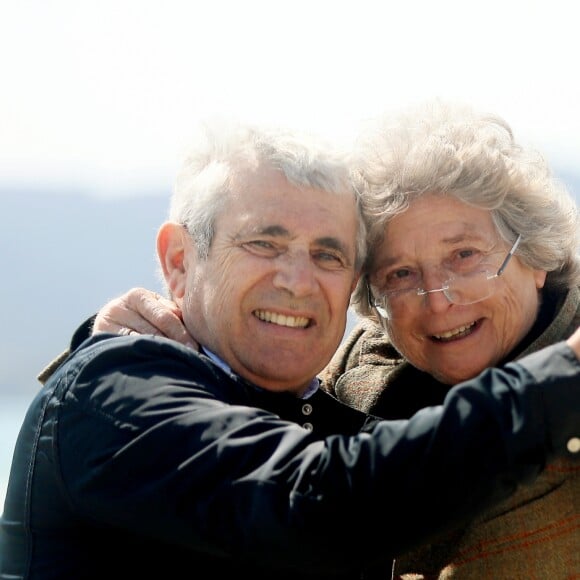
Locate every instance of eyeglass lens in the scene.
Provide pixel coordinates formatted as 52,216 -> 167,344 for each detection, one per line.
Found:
372,234 -> 522,319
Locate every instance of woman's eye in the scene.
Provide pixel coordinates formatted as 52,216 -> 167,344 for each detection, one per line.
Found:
390,268 -> 414,281
447,248 -> 489,273
454,249 -> 485,267
458,249 -> 476,259
385,269 -> 418,289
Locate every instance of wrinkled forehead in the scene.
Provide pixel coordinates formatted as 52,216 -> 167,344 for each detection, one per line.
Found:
220,168 -> 357,243
371,217 -> 500,271
382,195 -> 496,243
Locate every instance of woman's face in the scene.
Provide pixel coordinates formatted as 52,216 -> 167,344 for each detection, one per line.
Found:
368,193 -> 547,384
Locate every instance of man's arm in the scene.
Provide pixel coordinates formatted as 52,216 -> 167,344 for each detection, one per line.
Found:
46,335 -> 579,568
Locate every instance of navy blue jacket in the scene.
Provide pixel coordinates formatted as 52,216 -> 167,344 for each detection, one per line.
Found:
1,334 -> 579,579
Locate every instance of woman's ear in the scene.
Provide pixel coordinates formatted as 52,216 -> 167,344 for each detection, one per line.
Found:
533,269 -> 547,290
157,222 -> 190,299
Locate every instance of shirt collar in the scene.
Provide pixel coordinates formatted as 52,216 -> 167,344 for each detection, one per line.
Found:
201,346 -> 320,399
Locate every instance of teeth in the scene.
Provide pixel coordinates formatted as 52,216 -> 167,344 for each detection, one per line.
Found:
433,322 -> 476,340
254,310 -> 310,328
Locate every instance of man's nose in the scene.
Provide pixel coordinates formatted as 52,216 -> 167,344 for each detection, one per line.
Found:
273,252 -> 318,297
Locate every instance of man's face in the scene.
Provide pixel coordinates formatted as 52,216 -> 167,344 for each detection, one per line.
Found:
368,193 -> 546,384
173,165 -> 360,394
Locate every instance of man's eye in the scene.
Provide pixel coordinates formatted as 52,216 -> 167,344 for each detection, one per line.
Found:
249,240 -> 273,249
242,240 -> 279,255
314,251 -> 345,267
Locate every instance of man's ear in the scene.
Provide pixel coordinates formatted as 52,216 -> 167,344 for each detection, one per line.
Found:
157,222 -> 191,299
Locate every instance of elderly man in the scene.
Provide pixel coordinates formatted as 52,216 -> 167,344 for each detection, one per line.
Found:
2,121 -> 579,580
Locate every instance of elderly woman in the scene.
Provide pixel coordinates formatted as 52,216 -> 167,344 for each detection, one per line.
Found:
37,102 -> 580,578
320,100 -> 580,578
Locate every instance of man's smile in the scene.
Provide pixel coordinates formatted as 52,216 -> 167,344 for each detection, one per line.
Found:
254,309 -> 311,328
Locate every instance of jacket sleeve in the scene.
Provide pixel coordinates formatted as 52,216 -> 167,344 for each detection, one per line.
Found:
50,337 -> 580,573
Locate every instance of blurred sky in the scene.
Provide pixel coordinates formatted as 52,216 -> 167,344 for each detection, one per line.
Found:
1,0 -> 579,197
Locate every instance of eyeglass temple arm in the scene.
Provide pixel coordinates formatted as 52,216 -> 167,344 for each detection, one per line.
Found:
496,234 -> 522,276
366,279 -> 375,307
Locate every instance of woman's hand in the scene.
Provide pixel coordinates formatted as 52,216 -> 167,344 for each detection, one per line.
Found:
93,287 -> 198,349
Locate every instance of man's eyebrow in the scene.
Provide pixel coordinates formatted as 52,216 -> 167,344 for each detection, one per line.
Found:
257,225 -> 290,237
235,225 -> 290,239
316,236 -> 350,256
236,226 -> 350,256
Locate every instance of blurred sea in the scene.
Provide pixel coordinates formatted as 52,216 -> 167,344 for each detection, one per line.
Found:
1,393 -> 35,509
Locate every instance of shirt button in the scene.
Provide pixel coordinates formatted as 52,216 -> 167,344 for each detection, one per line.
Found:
302,403 -> 313,416
567,437 -> 580,454
302,422 -> 313,431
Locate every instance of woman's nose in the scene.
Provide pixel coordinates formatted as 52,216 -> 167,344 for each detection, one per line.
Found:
418,271 -> 452,313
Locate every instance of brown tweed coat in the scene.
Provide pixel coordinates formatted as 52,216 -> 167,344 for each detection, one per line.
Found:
321,287 -> 580,579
